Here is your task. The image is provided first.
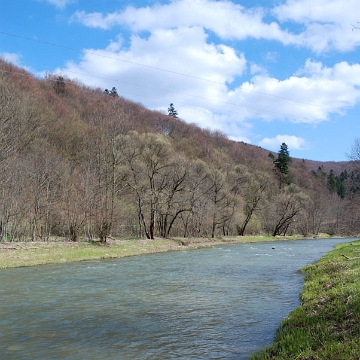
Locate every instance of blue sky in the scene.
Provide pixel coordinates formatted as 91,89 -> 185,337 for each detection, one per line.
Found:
1,0 -> 360,162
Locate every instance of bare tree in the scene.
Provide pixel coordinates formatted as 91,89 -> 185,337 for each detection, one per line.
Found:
0,76 -> 36,164
237,171 -> 271,236
261,186 -> 307,236
118,132 -> 175,239
84,105 -> 128,243
25,144 -> 63,241
157,155 -> 192,237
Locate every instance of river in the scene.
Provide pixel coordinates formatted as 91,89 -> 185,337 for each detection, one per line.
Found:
0,238 -> 352,359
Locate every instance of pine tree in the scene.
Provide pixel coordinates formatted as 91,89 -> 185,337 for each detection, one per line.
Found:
274,143 -> 292,187
54,76 -> 66,95
104,87 -> 118,97
167,103 -> 178,118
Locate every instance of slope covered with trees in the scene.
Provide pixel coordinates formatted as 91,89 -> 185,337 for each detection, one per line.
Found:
0,58 -> 359,242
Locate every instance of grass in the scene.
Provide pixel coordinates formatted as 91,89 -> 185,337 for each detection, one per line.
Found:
0,234 -> 326,269
0,238 -> 180,268
250,239 -> 360,360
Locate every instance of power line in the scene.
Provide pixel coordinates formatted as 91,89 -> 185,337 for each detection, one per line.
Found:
0,30 -> 222,84
0,29 -> 346,114
0,65 -> 262,131
0,63 -> 328,123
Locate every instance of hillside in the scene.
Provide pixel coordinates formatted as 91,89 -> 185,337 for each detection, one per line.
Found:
0,57 -> 359,242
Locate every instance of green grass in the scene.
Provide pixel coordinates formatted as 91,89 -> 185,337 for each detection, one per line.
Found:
250,240 -> 360,360
0,238 -> 184,268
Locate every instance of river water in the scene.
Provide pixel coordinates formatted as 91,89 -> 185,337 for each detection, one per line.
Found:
0,238 -> 352,359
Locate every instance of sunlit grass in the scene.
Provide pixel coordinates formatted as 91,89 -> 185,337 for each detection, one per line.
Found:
250,239 -> 360,360
0,234 -> 323,269
0,239 -> 182,268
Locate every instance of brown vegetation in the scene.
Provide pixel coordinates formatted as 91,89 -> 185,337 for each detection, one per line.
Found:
0,58 -> 359,242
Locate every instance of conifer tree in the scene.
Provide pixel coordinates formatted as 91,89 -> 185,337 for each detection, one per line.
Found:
274,143 -> 292,187
104,87 -> 118,97
167,103 -> 178,118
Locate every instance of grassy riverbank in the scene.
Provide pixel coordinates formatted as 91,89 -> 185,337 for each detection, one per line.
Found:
251,239 -> 360,360
0,234 -> 329,269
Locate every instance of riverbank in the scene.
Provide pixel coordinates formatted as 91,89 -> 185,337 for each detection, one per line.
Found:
250,239 -> 360,360
0,234 -> 330,269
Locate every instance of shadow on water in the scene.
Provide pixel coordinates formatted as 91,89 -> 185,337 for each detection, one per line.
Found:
0,238 -> 352,359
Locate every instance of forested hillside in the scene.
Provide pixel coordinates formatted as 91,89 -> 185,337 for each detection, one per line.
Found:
0,58 -> 359,242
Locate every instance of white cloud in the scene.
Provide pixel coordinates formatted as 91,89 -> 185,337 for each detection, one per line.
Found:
228,59 -> 360,124
71,11 -> 109,29
60,0 -> 360,150
56,34 -> 360,144
273,0 -> 360,52
71,0 -> 296,44
56,25 -> 247,93
258,135 -> 307,151
1,52 -> 22,65
273,0 -> 356,24
0,52 -> 33,73
250,63 -> 266,75
70,0 -> 360,53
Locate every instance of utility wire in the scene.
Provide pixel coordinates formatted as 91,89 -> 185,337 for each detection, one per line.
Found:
0,30 -> 346,114
0,64 -> 324,123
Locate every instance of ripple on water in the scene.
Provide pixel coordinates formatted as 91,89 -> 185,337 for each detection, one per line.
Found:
0,238 -> 352,360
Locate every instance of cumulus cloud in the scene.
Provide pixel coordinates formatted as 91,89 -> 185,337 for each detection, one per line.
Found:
273,0 -> 360,52
59,0 -> 360,153
56,21 -> 254,141
227,59 -> 360,124
258,135 -> 307,151
71,0 -> 296,44
56,39 -> 360,145
71,0 -> 360,53
56,25 -> 247,110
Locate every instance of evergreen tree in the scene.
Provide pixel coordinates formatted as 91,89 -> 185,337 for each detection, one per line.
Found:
327,169 -> 337,193
273,143 -> 292,187
167,103 -> 178,118
104,87 -> 118,97
54,76 -> 66,95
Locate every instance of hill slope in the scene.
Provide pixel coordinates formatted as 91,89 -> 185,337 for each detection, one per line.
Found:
0,58 -> 358,241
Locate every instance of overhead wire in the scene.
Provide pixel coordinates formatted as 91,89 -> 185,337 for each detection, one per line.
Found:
0,29 -> 355,121
0,64 -> 320,123
0,67 -> 253,125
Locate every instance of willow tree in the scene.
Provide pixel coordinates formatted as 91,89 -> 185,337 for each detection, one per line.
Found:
205,151 -> 238,238
118,132 -> 176,239
237,171 -> 271,236
262,186 -> 307,236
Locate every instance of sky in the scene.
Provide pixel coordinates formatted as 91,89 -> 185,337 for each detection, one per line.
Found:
1,0 -> 360,162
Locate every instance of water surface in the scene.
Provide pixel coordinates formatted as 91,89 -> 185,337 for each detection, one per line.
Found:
0,238 -> 351,359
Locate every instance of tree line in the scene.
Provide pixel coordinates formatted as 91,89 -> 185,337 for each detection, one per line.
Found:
1,58 -> 360,242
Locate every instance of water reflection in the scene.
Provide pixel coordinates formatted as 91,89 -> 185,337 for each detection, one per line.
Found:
0,238 -> 351,359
